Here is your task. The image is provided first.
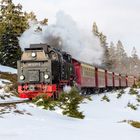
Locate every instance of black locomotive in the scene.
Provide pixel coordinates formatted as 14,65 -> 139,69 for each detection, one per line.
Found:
18,44 -> 75,98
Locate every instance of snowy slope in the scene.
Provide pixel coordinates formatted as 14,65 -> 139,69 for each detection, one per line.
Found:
0,65 -> 17,74
0,78 -> 19,102
0,88 -> 140,140
0,65 -> 17,102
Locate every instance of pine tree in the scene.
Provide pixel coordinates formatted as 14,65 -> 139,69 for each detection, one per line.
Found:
108,42 -> 117,71
40,18 -> 48,25
0,0 -> 28,68
92,22 -> 107,47
24,11 -> 37,22
131,47 -> 139,64
102,46 -> 113,70
59,88 -> 85,119
130,47 -> 139,76
115,40 -> 128,73
0,27 -> 22,68
99,32 -> 107,47
92,22 -> 99,36
92,22 -> 111,69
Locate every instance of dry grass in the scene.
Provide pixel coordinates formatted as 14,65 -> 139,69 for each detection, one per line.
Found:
119,120 -> 140,128
129,121 -> 140,128
0,71 -> 17,84
0,71 -> 18,95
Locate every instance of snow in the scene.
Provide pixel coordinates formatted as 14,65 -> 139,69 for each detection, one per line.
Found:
0,88 -> 140,140
0,79 -> 11,87
0,79 -> 18,102
0,65 -> 17,74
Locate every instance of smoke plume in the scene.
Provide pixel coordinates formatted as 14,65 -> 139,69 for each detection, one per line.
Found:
19,11 -> 104,65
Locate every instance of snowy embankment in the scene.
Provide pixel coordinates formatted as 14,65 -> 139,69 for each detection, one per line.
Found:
0,79 -> 17,101
0,65 -> 18,102
0,88 -> 140,140
0,64 -> 17,74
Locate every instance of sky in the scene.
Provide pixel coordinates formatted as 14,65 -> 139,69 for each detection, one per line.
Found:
13,0 -> 140,56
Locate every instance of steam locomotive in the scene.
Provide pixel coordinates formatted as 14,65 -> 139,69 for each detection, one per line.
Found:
17,44 -> 75,99
17,44 -> 136,99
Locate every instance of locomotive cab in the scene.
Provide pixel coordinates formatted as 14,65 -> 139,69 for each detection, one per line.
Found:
61,52 -> 75,84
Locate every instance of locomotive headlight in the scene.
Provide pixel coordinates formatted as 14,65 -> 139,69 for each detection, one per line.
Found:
44,74 -> 49,79
31,52 -> 36,57
20,75 -> 25,80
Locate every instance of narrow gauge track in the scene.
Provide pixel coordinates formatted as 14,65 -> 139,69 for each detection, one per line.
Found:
0,99 -> 30,106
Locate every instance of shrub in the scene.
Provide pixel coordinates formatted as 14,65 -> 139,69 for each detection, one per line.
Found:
127,102 -> 137,110
58,88 -> 85,119
33,87 -> 88,119
135,80 -> 140,88
33,94 -> 57,110
129,88 -> 138,95
136,98 -> 140,103
137,94 -> 140,98
120,89 -> 125,94
117,89 -> 125,99
117,93 -> 122,99
101,95 -> 110,102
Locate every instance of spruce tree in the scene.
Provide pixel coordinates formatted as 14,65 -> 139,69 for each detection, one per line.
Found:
0,27 -> 22,68
92,22 -> 112,69
0,0 -> 28,68
115,40 -> 128,73
130,47 -> 139,76
59,88 -> 85,119
92,22 -> 99,36
108,42 -> 116,70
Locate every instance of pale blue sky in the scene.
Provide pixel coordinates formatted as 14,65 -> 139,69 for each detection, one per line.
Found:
13,0 -> 140,56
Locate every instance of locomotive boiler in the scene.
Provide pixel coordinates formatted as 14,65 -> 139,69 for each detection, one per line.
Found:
17,44 -> 75,99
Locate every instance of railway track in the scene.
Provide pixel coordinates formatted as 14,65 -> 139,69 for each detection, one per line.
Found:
0,99 -> 30,106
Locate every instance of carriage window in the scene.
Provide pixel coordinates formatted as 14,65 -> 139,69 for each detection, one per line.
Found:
82,66 -> 94,77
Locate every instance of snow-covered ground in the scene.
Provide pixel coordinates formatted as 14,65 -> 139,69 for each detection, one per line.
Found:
0,65 -> 17,74
0,88 -> 140,140
0,65 -> 18,102
0,64 -> 139,139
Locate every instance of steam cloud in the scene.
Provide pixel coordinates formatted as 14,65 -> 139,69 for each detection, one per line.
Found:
19,11 -> 104,65
63,85 -> 71,93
